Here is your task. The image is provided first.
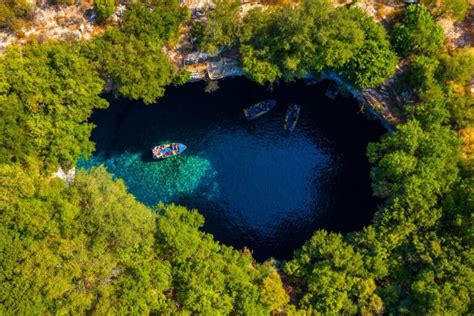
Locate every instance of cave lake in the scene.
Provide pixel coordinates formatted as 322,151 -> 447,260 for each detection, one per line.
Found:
79,77 -> 386,261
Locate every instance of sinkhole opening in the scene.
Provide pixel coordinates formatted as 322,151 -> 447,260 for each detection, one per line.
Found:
80,77 -> 386,261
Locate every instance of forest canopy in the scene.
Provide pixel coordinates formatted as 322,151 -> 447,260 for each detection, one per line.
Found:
0,164 -> 288,314
0,0 -> 472,314
195,0 -> 398,88
0,42 -> 107,170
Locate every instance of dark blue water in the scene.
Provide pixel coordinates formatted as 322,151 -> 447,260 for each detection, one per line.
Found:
81,78 -> 385,261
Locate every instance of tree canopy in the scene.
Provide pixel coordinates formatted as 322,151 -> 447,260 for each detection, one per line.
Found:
391,5 -> 444,58
93,0 -> 116,23
238,0 -> 397,87
0,0 -> 33,31
193,0 -> 242,54
0,0 -> 472,314
0,164 -> 289,314
420,0 -> 469,20
84,0 -> 190,104
0,42 -> 108,170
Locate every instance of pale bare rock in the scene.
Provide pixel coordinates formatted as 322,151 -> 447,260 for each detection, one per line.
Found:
53,167 -> 76,186
181,0 -> 215,11
352,0 -> 403,22
207,58 -> 225,80
0,2 -> 103,53
439,14 -> 473,48
0,0 -> 430,129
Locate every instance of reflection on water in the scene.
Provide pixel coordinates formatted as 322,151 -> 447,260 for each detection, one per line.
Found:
80,78 -> 385,261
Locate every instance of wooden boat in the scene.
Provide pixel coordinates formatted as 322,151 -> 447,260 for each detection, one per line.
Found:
152,143 -> 187,160
284,103 -> 301,132
243,99 -> 277,120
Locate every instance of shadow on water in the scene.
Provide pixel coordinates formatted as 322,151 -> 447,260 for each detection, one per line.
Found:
80,77 -> 386,261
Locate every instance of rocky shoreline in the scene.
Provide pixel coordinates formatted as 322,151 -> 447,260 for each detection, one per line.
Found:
182,56 -> 398,130
2,1 -> 471,131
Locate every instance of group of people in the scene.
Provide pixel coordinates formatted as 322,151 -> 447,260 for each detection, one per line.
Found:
152,144 -> 179,159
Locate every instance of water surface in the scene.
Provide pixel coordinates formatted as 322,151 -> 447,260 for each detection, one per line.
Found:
81,78 -> 385,261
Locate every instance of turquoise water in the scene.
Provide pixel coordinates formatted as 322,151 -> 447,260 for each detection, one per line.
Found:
80,78 -> 385,260
80,151 -> 218,205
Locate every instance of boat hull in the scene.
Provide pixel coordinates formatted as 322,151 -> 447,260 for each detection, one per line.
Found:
243,99 -> 277,120
284,104 -> 301,132
152,143 -> 187,160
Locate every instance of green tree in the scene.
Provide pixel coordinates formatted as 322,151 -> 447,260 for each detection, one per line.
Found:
0,0 -> 33,31
442,171 -> 474,244
0,42 -> 108,170
405,55 -> 440,92
93,0 -> 116,23
285,231 -> 384,314
310,7 -> 365,71
239,2 -> 396,87
154,203 -> 289,314
404,48 -> 473,128
439,47 -> 474,87
193,0 -> 242,54
83,0 -> 189,104
240,1 -> 327,82
391,5 -> 444,57
342,40 -> 398,88
420,0 -> 469,20
121,0 -> 189,45
368,120 -> 461,226
89,30 -> 176,104
0,165 -> 172,314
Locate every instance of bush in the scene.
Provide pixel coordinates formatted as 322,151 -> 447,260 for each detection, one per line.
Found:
193,0 -> 242,54
391,5 -> 444,57
0,42 -> 108,169
240,2 -> 397,88
93,0 -> 116,23
0,0 -> 33,31
420,0 -> 469,20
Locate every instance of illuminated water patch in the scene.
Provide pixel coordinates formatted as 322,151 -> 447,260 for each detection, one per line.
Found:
79,151 -> 218,205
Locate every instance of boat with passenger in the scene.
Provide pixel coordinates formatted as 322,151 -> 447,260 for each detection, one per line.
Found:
152,143 -> 187,159
284,103 -> 301,132
243,99 -> 277,120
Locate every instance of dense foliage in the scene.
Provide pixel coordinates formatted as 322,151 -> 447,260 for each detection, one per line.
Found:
420,0 -> 469,20
0,165 -> 288,314
85,0 -> 189,104
241,0 -> 397,87
0,1 -> 472,314
93,0 -> 117,23
0,42 -> 107,170
0,0 -> 33,31
391,4 -> 444,58
195,0 -> 397,88
193,0 -> 242,54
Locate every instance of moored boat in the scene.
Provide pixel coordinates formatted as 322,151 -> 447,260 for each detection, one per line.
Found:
152,143 -> 187,159
284,103 -> 301,132
243,99 -> 277,120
